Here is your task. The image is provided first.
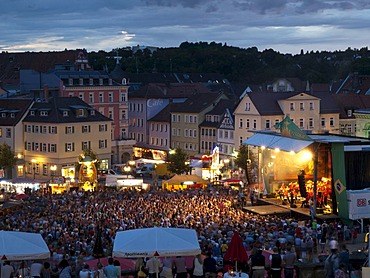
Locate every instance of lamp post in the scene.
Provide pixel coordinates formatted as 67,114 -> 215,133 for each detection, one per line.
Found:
123,165 -> 131,178
224,158 -> 230,178
31,159 -> 37,180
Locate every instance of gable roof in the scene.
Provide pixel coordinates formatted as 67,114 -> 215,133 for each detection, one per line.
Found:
247,92 -> 340,115
0,50 -> 84,86
0,98 -> 34,126
332,93 -> 370,118
23,97 -> 111,123
170,92 -> 227,113
129,83 -> 212,99
335,73 -> 370,95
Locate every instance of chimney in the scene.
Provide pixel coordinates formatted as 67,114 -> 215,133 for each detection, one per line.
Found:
43,84 -> 49,101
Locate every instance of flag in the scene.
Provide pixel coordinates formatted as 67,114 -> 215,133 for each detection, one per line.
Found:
274,115 -> 312,141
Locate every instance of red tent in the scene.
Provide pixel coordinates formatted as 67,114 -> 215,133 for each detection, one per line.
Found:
223,231 -> 248,271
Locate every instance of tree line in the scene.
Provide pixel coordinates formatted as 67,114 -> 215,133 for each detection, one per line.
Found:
89,42 -> 370,84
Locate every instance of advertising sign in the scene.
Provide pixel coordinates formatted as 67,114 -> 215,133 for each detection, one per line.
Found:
347,190 -> 370,219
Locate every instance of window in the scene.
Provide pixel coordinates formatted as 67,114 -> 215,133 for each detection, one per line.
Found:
63,111 -> 69,117
253,119 -> 257,129
225,131 -> 229,139
82,141 -> 90,150
40,111 -> 48,116
194,116 -> 197,124
43,164 -> 48,176
309,118 -> 314,128
239,119 -> 243,129
41,143 -> 47,152
246,119 -> 250,129
189,115 -> 193,123
33,125 -> 39,133
6,128 -> 11,138
299,118 -> 304,128
245,102 -> 251,111
99,92 -> 104,102
120,93 -> 127,102
49,144 -> 57,153
300,102 -> 304,111
34,142 -> 39,151
65,126 -> 74,134
79,92 -> 84,101
90,110 -> 95,115
265,119 -> 271,130
330,117 -> 334,127
30,111 -> 35,116
10,113 -> 15,118
108,92 -> 113,102
321,118 -> 326,127
89,93 -> 94,103
177,115 -> 181,122
290,102 -> 295,111
82,125 -> 91,133
185,129 -> 188,137
230,131 -> 234,140
348,110 -> 352,117
172,128 -> 176,136
189,129 -> 193,137
108,109 -> 113,119
99,124 -> 107,132
185,115 -> 188,123
120,110 -> 126,119
172,114 -> 176,122
309,102 -> 314,110
99,139 -> 107,149
239,136 -> 243,145
65,143 -> 74,152
177,129 -> 181,136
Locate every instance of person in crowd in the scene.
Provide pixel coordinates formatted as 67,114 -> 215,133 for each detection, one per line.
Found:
104,258 -> 120,278
192,254 -> 204,278
58,259 -> 72,278
135,258 -> 145,278
146,256 -> 162,278
203,252 -> 218,278
282,244 -> 296,278
113,260 -> 121,278
42,262 -> 52,278
79,264 -> 91,278
1,261 -> 14,278
172,256 -> 187,278
138,266 -> 147,278
334,263 -> 347,278
268,247 -> 282,278
160,258 -> 173,278
248,249 -> 265,278
94,263 -> 105,278
17,261 -> 30,278
324,240 -> 339,278
30,261 -> 44,278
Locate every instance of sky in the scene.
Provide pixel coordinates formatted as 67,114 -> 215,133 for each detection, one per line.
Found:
1,0 -> 370,54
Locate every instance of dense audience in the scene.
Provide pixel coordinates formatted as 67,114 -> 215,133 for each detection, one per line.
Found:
0,187 -> 363,277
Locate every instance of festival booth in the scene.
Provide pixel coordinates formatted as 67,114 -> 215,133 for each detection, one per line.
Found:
162,175 -> 207,191
244,116 -> 370,222
113,227 -> 201,258
0,231 -> 50,261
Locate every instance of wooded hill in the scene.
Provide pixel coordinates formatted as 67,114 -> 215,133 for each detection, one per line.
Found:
89,42 -> 370,84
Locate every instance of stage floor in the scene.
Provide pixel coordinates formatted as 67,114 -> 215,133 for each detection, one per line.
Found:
244,197 -> 339,221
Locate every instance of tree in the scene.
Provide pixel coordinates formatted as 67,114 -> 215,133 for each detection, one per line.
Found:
167,148 -> 191,175
234,144 -> 252,185
0,143 -> 17,178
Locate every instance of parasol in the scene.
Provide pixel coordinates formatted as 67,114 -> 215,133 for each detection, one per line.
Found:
223,231 -> 248,271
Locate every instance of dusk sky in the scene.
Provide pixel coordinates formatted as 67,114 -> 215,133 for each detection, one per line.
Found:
1,0 -> 370,54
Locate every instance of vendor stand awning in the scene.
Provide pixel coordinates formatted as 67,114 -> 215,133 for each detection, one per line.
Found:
243,133 -> 313,153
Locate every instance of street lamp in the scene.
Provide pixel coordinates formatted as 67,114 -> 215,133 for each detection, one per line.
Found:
223,158 -> 230,178
31,159 -> 37,180
123,165 -> 131,178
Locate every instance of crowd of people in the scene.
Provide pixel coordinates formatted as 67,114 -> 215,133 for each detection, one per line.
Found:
0,186 -> 366,278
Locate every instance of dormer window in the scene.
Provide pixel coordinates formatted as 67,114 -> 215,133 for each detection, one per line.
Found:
348,110 -> 352,117
1,113 -> 6,117
30,111 -> 35,116
76,109 -> 85,117
40,111 -> 48,116
122,78 -> 127,85
90,110 -> 95,115
63,111 -> 69,117
10,113 -> 15,118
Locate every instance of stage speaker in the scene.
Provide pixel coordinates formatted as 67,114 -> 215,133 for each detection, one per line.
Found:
298,174 -> 307,198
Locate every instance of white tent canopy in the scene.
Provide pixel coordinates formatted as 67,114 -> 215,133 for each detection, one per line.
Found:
113,227 -> 201,258
0,231 -> 50,261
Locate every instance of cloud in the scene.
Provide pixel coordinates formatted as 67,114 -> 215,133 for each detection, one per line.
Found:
0,0 -> 369,54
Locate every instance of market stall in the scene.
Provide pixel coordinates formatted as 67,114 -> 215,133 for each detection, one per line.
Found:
162,175 -> 207,191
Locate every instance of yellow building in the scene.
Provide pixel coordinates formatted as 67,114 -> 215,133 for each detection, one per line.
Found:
22,97 -> 112,185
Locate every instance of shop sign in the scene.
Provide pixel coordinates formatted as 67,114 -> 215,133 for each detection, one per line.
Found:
347,190 -> 370,219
